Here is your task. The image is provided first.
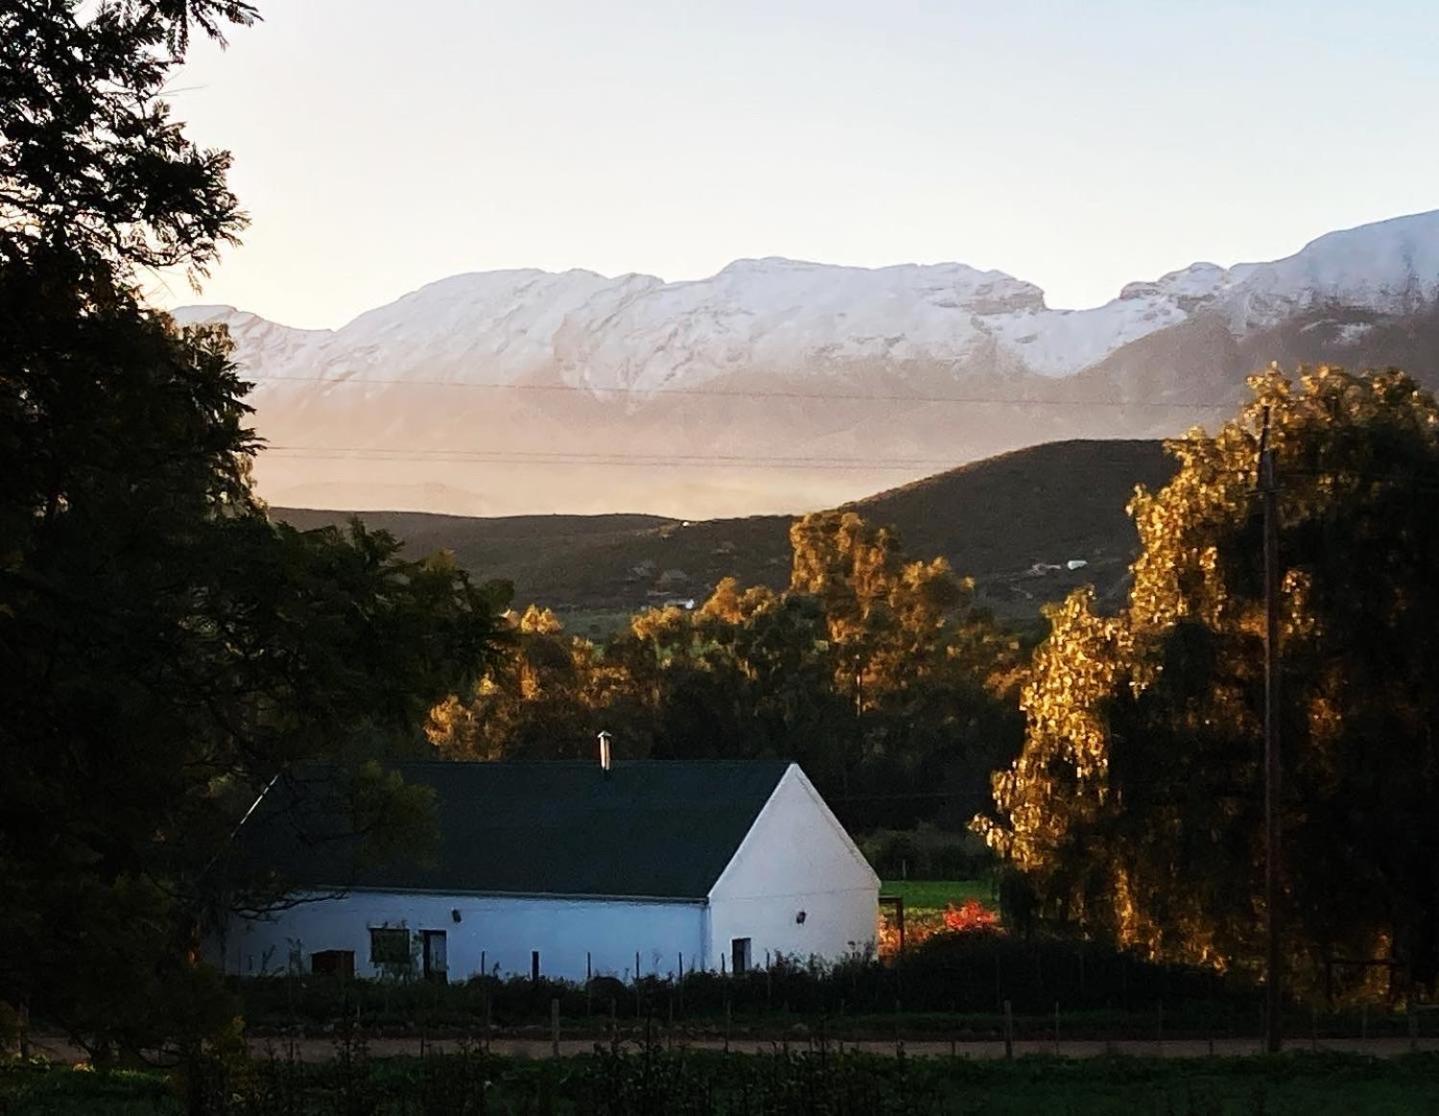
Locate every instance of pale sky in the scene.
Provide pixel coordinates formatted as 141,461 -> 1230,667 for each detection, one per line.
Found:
155,0 -> 1439,330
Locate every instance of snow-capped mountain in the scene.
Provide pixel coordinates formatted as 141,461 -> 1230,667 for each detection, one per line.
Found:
175,210 -> 1439,517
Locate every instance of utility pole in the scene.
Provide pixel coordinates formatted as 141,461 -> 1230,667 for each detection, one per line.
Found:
843,653 -> 862,798
1260,408 -> 1283,1054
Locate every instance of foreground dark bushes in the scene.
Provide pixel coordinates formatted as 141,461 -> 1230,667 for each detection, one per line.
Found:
8,1048 -> 1439,1115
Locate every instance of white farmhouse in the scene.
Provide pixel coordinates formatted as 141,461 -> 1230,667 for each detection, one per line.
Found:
215,759 -> 878,982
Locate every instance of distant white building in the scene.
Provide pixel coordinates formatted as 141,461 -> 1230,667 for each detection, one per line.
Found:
214,760 -> 878,983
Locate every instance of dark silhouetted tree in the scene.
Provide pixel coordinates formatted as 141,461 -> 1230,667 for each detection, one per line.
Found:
0,0 -> 506,1057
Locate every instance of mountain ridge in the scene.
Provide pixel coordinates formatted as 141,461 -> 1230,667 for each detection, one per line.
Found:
175,209 -> 1439,518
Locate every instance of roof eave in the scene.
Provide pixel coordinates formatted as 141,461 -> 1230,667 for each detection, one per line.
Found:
294,884 -> 710,906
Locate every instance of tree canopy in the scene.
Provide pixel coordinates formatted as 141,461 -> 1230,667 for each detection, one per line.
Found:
1,0 -> 506,1056
1,0 -> 256,278
978,366 -> 1439,999
429,511 -> 1023,833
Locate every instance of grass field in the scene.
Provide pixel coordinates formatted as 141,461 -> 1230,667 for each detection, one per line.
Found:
879,878 -> 996,911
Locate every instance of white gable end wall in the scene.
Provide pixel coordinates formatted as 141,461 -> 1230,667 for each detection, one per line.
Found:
704,764 -> 879,971
217,892 -> 704,983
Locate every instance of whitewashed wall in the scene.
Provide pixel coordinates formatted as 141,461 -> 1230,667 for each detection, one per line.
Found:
704,765 -> 879,971
216,892 -> 705,982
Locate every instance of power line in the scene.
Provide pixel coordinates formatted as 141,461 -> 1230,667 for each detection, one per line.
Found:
263,455 -> 955,472
267,446 -> 968,463
247,373 -> 1236,411
254,445 -> 1439,485
261,438 -> 1197,468
263,446 -> 996,470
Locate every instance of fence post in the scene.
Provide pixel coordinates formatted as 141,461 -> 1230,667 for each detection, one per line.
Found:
1054,1002 -> 1060,1056
894,998 -> 903,1058
1361,1002 -> 1368,1042
551,997 -> 560,1057
609,997 -> 618,1052
484,991 -> 492,1054
1157,1000 -> 1164,1055
724,998 -> 731,1053
1409,997 -> 1419,1052
1003,1000 -> 1014,1060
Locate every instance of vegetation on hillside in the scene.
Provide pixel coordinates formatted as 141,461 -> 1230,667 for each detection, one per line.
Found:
276,437 -> 1176,627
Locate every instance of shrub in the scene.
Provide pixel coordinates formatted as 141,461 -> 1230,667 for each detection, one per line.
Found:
858,823 -> 993,879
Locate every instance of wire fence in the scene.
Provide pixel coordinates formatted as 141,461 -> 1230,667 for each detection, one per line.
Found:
232,941 -> 1436,1056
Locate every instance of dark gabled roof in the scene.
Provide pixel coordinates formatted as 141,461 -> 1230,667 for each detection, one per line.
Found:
256,760 -> 792,901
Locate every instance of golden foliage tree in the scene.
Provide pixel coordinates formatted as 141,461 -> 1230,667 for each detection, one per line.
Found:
426,606 -> 649,761
428,511 -> 1023,831
978,366 -> 1439,996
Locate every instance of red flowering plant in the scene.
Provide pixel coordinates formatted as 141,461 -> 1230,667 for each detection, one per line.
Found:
878,898 -> 1001,959
942,899 -> 1001,933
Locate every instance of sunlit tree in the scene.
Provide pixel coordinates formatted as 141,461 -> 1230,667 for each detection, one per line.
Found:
431,512 -> 1023,831
979,366 -> 1439,998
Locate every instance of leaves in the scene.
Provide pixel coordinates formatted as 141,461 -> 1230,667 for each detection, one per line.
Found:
980,366 -> 1439,995
0,0 -> 255,280
428,510 -> 1023,831
0,2 -> 508,1053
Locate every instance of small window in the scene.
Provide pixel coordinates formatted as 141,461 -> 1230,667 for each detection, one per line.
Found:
370,927 -> 411,968
731,937 -> 752,975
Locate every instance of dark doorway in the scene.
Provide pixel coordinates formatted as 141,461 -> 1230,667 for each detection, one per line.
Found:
731,937 -> 751,975
421,930 -> 448,983
311,950 -> 355,979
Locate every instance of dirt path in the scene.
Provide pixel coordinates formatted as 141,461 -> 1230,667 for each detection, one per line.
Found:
264,1034 -> 1435,1061
28,1032 -> 1429,1064
28,1029 -> 1433,1064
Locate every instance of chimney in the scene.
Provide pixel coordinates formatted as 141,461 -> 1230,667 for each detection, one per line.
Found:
597,730 -> 613,774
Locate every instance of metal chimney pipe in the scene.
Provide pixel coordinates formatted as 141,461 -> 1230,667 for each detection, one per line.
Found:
598,730 -> 612,773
